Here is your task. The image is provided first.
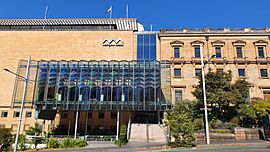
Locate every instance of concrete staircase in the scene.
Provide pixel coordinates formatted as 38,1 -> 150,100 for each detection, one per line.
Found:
129,123 -> 167,142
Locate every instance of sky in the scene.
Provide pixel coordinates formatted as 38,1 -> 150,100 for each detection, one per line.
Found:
0,0 -> 269,31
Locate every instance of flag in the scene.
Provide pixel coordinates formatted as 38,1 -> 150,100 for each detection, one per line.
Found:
105,6 -> 112,14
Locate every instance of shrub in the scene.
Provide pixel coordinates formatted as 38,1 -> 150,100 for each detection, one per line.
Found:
237,103 -> 256,127
228,117 -> 239,129
114,125 -> 127,146
194,118 -> 204,131
210,118 -> 223,129
60,138 -> 87,148
0,128 -> 13,151
19,134 -> 26,151
47,138 -> 60,149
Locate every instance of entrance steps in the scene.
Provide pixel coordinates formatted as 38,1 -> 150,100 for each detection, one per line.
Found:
129,123 -> 166,142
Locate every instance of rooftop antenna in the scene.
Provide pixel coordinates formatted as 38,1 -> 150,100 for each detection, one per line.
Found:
43,0 -> 49,30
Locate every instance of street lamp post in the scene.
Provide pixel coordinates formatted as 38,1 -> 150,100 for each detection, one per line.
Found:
200,49 -> 215,145
5,57 -> 32,152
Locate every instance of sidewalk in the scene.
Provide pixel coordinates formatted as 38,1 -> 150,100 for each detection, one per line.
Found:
195,140 -> 269,148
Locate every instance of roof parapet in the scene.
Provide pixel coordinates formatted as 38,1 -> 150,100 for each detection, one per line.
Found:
160,28 -> 270,34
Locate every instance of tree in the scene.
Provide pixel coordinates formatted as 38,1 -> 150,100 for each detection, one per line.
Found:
192,70 -> 250,121
0,128 -> 13,151
165,100 -> 195,147
237,103 -> 256,127
25,123 -> 43,149
253,99 -> 270,119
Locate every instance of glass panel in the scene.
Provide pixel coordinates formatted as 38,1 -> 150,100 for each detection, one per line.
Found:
258,47 -> 265,58
238,69 -> 245,77
175,90 -> 182,102
215,47 -> 222,58
236,47 -> 243,58
195,68 -> 202,77
195,46 -> 201,58
261,69 -> 268,78
174,47 -> 180,58
174,69 -> 181,77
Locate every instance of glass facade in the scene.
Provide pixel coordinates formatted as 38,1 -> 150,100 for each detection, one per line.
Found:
13,60 -> 172,111
137,34 -> 156,61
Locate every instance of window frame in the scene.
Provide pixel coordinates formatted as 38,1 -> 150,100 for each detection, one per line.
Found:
1,111 -> 8,118
195,68 -> 202,77
238,68 -> 246,77
174,68 -> 182,78
175,89 -> 183,103
98,112 -> 105,119
173,47 -> 180,58
194,45 -> 201,58
260,69 -> 268,78
235,46 -> 244,58
13,111 -> 20,118
215,46 -> 222,58
25,111 -> 32,118
257,46 -> 266,58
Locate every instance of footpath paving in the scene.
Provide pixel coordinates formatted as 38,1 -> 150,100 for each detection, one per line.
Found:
41,140 -> 270,152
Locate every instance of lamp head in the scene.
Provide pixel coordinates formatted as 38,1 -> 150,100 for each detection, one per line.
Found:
211,55 -> 216,58
3,68 -> 10,72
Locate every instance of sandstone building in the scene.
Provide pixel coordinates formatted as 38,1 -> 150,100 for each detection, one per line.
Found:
0,18 -> 269,141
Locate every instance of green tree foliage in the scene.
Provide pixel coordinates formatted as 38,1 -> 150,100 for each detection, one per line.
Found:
25,123 -> 43,149
192,70 -> 250,121
165,101 -> 195,147
0,128 -> 13,151
253,99 -> 270,119
237,103 -> 256,127
19,134 -> 26,151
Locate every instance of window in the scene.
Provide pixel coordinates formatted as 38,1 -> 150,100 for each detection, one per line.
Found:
194,46 -> 201,58
98,112 -> 105,119
263,89 -> 270,99
13,112 -> 20,118
137,34 -> 156,60
88,112 -> 92,119
174,47 -> 180,58
258,46 -> 265,58
1,111 -> 8,118
238,69 -> 246,77
111,112 -> 117,119
174,69 -> 182,77
175,90 -> 183,102
217,68 -> 223,73
195,68 -> 202,77
236,47 -> 243,58
61,112 -> 68,119
26,111 -> 32,118
260,69 -> 268,78
215,47 -> 222,58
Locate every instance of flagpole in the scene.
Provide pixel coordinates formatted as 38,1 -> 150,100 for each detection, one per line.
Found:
43,5 -> 48,30
126,4 -> 129,18
110,6 -> 112,30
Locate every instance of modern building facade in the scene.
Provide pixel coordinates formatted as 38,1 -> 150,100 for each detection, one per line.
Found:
0,18 -> 270,140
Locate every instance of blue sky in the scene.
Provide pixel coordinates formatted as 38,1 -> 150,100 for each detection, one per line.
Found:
0,0 -> 269,30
